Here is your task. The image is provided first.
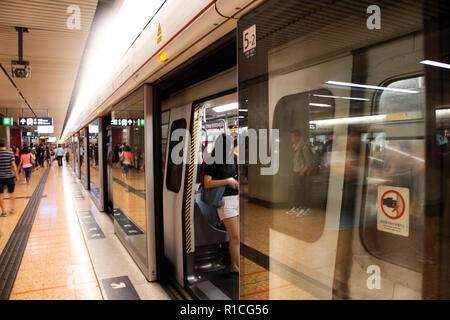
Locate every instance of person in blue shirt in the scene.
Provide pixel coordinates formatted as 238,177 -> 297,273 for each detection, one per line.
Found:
56,145 -> 64,167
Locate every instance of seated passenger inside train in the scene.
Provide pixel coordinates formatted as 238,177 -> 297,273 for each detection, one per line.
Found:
202,134 -> 239,274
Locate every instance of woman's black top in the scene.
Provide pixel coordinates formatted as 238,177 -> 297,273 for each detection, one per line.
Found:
204,158 -> 238,196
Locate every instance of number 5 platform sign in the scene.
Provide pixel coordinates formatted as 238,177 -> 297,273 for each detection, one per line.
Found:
377,186 -> 410,237
243,24 -> 256,59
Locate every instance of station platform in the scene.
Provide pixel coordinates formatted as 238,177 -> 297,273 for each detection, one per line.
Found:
0,162 -> 170,300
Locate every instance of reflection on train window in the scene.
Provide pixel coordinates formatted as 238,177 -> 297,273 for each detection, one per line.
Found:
236,0 -> 447,300
89,119 -> 100,202
80,128 -> 86,186
73,135 -> 79,176
166,119 -> 186,193
270,88 -> 336,242
109,86 -> 147,263
361,76 -> 425,272
161,111 -> 170,181
378,76 -> 425,120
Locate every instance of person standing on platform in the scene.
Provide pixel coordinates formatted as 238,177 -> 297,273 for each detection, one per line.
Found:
56,144 -> 64,167
65,147 -> 70,163
19,144 -> 28,180
0,139 -> 19,217
19,146 -> 35,184
31,145 -> 37,171
37,144 -> 45,168
44,145 -> 51,167
79,143 -> 84,169
286,130 -> 314,216
133,145 -> 142,172
94,143 -> 99,166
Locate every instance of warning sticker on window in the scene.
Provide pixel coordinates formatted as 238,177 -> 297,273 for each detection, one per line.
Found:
377,186 -> 409,237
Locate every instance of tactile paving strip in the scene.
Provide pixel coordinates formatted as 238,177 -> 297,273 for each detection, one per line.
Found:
0,167 -> 50,300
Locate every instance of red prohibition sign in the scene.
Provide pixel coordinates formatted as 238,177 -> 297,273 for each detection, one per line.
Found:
380,190 -> 406,220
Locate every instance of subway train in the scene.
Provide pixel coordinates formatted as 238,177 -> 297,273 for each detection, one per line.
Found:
62,0 -> 450,299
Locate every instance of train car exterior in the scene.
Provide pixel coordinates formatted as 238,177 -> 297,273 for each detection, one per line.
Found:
62,0 -> 450,300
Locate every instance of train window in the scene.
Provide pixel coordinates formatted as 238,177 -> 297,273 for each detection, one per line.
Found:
166,118 -> 187,193
109,86 -> 147,264
79,128 -> 87,187
270,88 -> 336,243
360,75 -> 426,272
378,76 -> 425,120
88,119 -> 100,202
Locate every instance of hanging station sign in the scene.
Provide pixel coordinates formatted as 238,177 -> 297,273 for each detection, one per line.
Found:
19,117 -> 53,126
111,118 -> 144,126
1,117 -> 13,126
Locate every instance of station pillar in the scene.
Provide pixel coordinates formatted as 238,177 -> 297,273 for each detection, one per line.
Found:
0,126 -> 10,148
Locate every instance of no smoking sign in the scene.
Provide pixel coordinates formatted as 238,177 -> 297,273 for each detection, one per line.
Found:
377,186 -> 409,237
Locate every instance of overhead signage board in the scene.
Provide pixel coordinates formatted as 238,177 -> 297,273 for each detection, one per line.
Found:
111,118 -> 144,127
19,117 -> 53,126
88,124 -> 99,134
37,125 -> 54,134
377,185 -> 410,237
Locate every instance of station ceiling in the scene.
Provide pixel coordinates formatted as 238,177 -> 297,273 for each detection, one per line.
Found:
0,0 -> 98,139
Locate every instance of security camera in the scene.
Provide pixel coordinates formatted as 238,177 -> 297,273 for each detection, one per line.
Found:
11,60 -> 30,78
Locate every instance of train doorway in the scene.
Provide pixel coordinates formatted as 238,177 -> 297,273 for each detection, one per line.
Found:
161,89 -> 240,300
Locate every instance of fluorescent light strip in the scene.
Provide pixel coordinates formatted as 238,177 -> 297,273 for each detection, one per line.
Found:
420,60 -> 450,69
309,103 -> 331,107
436,108 -> 450,119
310,114 -> 386,127
385,145 -> 424,163
313,94 -> 369,101
326,81 -> 419,94
212,102 -> 239,113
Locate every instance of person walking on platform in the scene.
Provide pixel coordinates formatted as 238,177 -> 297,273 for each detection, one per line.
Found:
19,143 -> 27,156
56,144 -> 64,167
19,146 -> 35,184
0,139 -> 19,217
119,145 -> 133,178
19,144 -> 28,180
12,145 -> 20,173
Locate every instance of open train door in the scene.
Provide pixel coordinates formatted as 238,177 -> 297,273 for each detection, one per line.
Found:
162,104 -> 193,288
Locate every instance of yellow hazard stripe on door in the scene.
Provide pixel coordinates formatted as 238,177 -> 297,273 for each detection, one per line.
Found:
184,104 -> 199,253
